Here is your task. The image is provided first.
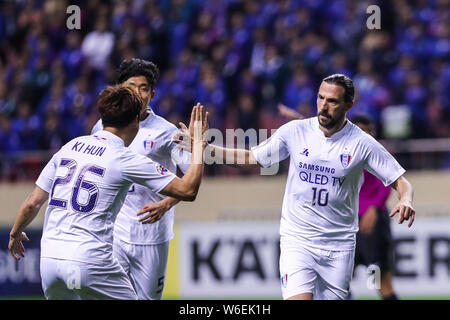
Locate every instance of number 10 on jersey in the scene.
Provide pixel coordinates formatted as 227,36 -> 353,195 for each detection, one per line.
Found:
311,187 -> 329,206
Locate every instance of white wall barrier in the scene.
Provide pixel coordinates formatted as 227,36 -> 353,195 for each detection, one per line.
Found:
166,217 -> 450,299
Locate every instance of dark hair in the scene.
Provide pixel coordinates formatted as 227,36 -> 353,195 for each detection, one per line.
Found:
116,58 -> 160,89
351,113 -> 373,126
97,85 -> 143,128
323,74 -> 355,103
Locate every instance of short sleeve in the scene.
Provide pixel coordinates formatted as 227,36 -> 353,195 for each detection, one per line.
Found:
35,154 -> 58,193
363,137 -> 406,187
251,122 -> 293,168
120,150 -> 177,193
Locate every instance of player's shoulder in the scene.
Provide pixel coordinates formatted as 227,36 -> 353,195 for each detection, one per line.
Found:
120,145 -> 151,164
346,121 -> 385,156
280,117 -> 316,133
347,121 -> 378,144
140,111 -> 179,144
143,111 -> 178,132
60,135 -> 92,150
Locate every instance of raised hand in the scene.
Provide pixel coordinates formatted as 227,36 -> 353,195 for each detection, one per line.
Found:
173,123 -> 192,152
173,102 -> 208,152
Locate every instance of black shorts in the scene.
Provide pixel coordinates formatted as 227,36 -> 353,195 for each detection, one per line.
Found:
354,209 -> 394,273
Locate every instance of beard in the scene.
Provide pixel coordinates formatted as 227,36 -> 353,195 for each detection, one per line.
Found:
318,112 -> 339,129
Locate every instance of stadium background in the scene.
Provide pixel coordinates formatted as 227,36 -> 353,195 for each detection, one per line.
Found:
0,0 -> 449,299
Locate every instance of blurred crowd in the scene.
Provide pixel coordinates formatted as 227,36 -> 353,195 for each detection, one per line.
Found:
0,0 -> 449,175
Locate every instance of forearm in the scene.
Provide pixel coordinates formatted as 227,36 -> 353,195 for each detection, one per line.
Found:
163,196 -> 181,208
389,175 -> 416,227
391,176 -> 414,204
180,140 -> 205,199
205,144 -> 261,169
10,198 -> 41,238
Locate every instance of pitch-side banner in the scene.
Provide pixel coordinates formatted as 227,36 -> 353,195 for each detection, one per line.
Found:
0,229 -> 43,297
166,217 -> 450,299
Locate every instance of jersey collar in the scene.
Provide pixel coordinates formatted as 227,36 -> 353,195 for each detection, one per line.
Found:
93,130 -> 125,147
140,108 -> 155,127
313,116 -> 353,141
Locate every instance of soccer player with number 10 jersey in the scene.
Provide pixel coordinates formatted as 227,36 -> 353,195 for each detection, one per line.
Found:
175,74 -> 415,300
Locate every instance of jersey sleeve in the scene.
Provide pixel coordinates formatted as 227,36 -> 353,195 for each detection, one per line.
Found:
35,153 -> 58,193
251,121 -> 292,168
363,136 -> 406,187
120,150 -> 177,194
91,119 -> 103,134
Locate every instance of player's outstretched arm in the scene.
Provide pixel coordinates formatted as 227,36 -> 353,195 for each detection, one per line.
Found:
173,124 -> 262,169
9,186 -> 49,260
205,144 -> 261,169
159,103 -> 206,201
389,175 -> 415,227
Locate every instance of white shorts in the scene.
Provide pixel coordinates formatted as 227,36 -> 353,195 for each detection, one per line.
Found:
40,257 -> 137,300
113,237 -> 169,300
279,239 -> 355,300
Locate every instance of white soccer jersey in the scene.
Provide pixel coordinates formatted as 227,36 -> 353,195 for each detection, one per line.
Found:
36,130 -> 176,264
92,109 -> 190,244
252,117 -> 405,251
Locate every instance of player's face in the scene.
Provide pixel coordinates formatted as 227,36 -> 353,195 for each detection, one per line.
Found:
122,76 -> 154,117
316,82 -> 352,130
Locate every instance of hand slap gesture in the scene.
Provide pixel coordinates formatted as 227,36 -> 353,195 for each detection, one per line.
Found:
173,102 -> 208,152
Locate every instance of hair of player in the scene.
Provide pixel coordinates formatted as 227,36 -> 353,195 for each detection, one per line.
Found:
351,113 -> 373,126
116,58 -> 160,90
323,74 -> 355,103
97,85 -> 143,128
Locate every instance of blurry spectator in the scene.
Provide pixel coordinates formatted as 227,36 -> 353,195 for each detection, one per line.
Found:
135,26 -> 154,62
24,55 -> 52,107
236,68 -> 260,99
62,76 -> 94,139
327,51 -> 354,77
81,17 -> 115,70
237,92 -> 259,131
389,54 -> 416,97
11,101 -> 41,151
0,82 -> 12,114
39,111 -> 65,151
0,113 -> 21,154
0,0 -> 449,180
60,31 -> 84,82
250,26 -> 267,76
259,44 -> 288,109
282,67 -> 315,112
403,71 -> 428,136
36,80 -> 65,119
352,58 -> 389,124
195,65 -> 226,128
